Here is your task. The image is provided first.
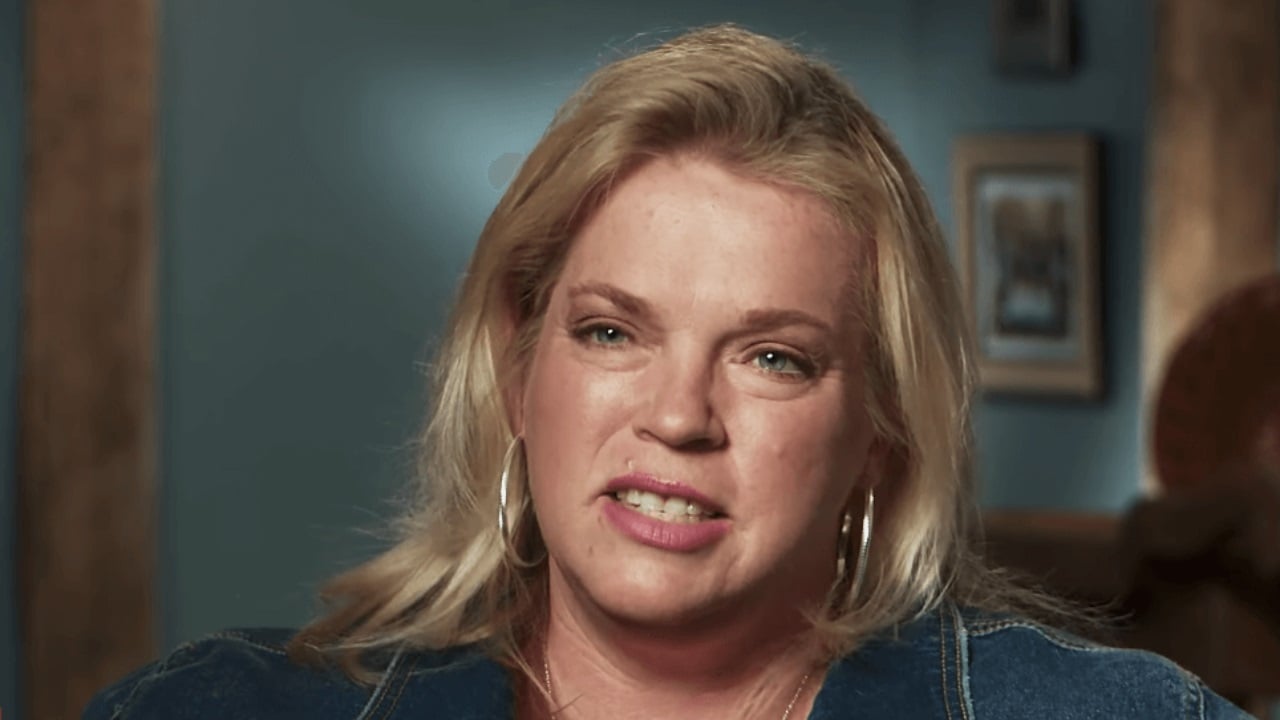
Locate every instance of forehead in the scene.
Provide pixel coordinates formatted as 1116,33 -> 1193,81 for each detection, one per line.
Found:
558,155 -> 861,319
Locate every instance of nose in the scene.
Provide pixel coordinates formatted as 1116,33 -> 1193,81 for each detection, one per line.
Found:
632,350 -> 727,451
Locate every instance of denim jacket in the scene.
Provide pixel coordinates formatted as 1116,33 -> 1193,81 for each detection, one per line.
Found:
84,604 -> 1250,719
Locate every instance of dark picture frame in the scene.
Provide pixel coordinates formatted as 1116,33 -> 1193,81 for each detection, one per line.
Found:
993,0 -> 1074,76
952,133 -> 1101,398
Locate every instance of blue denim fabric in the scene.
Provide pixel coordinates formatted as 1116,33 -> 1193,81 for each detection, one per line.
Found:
84,605 -> 1251,719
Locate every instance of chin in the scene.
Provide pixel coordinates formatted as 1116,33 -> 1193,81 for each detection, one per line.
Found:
553,554 -> 736,630
597,588 -> 731,632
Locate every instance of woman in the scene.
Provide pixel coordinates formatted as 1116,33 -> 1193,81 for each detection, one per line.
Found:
86,24 -> 1248,719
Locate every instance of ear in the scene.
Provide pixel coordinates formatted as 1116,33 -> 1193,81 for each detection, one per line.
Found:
860,436 -> 892,491
845,435 -> 893,513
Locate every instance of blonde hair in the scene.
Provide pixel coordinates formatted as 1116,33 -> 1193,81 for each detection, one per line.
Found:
291,23 -> 1027,680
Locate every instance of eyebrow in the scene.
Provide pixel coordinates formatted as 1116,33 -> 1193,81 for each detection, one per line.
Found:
567,282 -> 833,335
739,308 -> 834,335
567,282 -> 657,321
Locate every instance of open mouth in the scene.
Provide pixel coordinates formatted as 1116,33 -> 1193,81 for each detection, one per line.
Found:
609,489 -> 725,523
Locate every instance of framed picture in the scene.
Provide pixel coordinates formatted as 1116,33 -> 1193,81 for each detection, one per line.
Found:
993,0 -> 1073,76
952,133 -> 1101,398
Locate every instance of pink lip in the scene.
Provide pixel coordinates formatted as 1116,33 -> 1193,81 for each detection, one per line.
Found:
600,500 -> 731,552
599,472 -> 730,553
602,473 -> 726,515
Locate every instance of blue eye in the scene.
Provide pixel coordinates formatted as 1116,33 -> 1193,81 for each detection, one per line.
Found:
754,350 -> 810,377
581,325 -> 629,346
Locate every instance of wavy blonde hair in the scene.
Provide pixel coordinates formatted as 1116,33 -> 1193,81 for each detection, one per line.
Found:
292,23 -> 1023,680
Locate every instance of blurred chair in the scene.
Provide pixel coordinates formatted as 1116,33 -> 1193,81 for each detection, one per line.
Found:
983,274 -> 1280,716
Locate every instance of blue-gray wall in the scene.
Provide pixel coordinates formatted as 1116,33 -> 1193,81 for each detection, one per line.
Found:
908,0 -> 1151,511
159,0 -> 1151,649
1,0 -> 23,714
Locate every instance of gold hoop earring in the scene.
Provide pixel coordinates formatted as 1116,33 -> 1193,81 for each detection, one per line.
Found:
836,487 -> 875,604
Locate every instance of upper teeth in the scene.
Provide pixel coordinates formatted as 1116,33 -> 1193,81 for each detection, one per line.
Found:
615,489 -> 710,519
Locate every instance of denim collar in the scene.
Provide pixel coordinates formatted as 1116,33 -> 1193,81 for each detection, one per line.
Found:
367,605 -> 964,720
810,604 -> 969,720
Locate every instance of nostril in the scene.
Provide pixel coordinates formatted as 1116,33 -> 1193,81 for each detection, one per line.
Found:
633,362 -> 727,449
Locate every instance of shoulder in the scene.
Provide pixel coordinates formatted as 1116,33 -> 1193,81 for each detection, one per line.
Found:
816,606 -> 1247,720
959,611 -> 1250,720
83,628 -> 370,720
82,628 -> 511,720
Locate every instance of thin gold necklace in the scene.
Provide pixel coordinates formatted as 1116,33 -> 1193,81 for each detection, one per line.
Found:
541,650 -> 814,720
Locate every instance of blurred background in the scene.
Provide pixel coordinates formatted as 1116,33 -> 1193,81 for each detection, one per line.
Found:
3,0 -> 1279,718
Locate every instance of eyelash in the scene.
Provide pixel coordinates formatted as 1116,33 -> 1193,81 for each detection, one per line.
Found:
751,349 -> 816,379
573,323 -> 632,347
572,322 -> 817,380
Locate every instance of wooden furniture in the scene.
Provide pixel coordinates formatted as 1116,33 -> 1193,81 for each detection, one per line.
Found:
1141,0 -> 1279,491
18,1 -> 159,718
983,510 -> 1280,716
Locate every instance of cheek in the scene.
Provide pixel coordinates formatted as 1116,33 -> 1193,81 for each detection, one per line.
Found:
522,339 -> 635,487
740,395 -> 868,509
527,348 -> 622,434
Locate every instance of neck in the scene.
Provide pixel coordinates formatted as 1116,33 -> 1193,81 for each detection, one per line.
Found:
527,575 -> 825,720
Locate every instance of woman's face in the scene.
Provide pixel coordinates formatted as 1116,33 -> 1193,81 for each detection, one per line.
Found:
518,155 -> 878,632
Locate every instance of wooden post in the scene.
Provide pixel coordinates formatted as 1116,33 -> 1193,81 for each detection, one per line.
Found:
1143,0 -> 1280,491
18,0 -> 158,717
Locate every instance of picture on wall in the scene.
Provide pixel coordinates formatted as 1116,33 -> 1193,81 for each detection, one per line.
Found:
992,0 -> 1074,76
952,133 -> 1101,397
